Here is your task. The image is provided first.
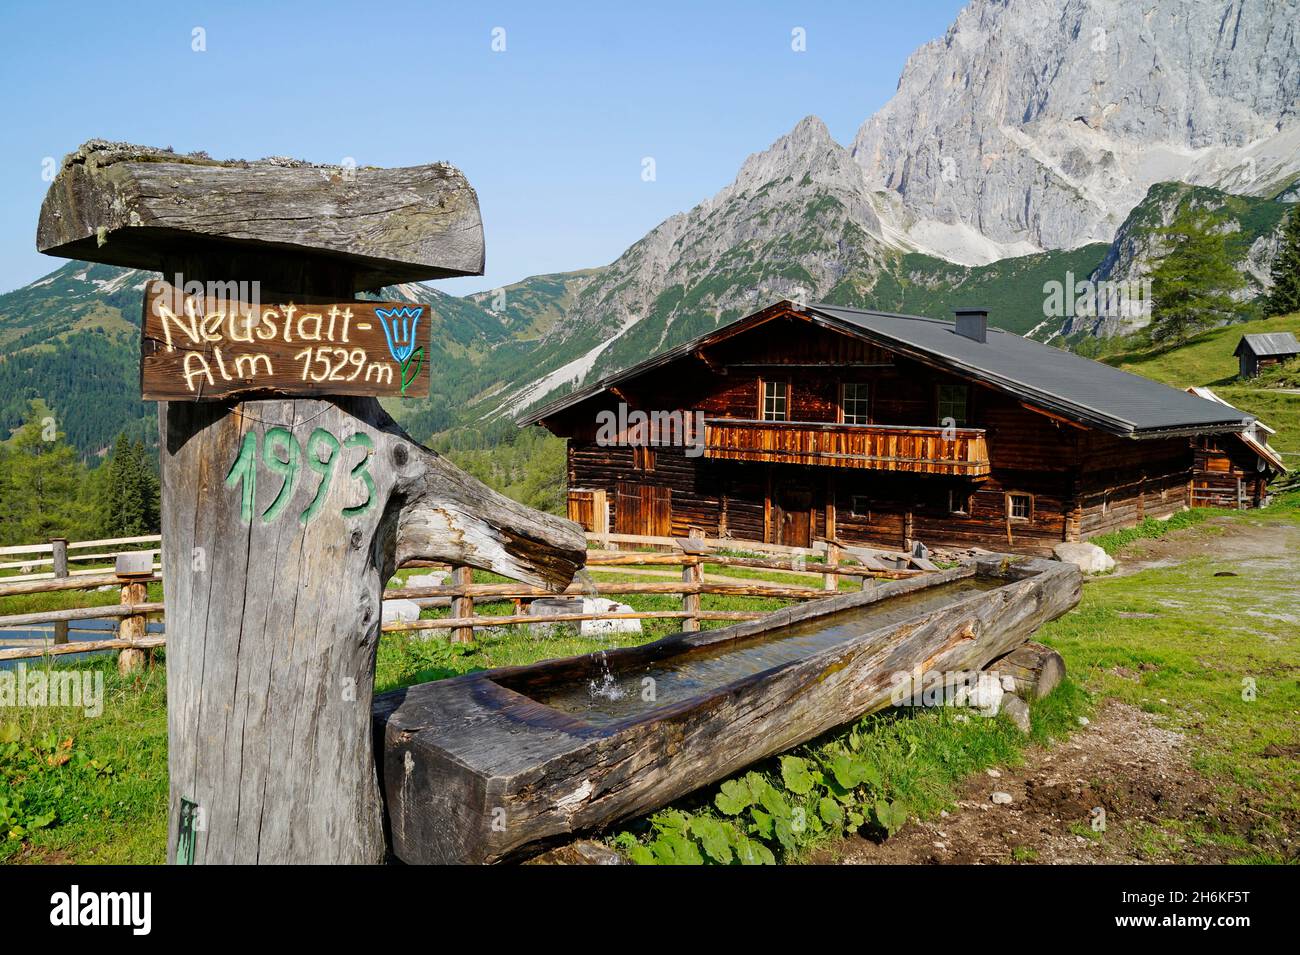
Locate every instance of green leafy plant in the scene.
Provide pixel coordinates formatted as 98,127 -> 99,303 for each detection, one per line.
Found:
613,720 -> 917,864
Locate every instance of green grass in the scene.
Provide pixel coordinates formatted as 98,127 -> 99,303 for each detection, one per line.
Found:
1032,497 -> 1300,861
608,677 -> 1089,864
1100,310 -> 1300,461
1107,311 -> 1300,388
0,657 -> 167,863
4,500 -> 1296,865
1088,507 -> 1228,555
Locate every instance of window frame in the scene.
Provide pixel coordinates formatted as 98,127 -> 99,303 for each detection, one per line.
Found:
1006,491 -> 1033,522
760,378 -> 790,422
840,382 -> 870,425
936,383 -> 969,428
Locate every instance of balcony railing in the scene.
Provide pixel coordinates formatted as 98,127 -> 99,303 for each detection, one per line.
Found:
703,418 -> 991,478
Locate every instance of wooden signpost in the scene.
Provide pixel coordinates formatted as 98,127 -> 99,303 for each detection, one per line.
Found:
37,140 -> 586,864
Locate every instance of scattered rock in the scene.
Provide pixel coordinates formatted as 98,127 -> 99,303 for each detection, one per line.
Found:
986,768 -> 1002,778
1261,743 -> 1300,758
1077,716 -> 1091,727
991,791 -> 1013,805
526,839 -> 627,865
1002,694 -> 1032,735
954,672 -> 1004,716
1052,542 -> 1116,575
1213,571 -> 1239,577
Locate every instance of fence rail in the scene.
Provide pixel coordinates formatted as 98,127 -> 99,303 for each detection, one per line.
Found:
0,531 -> 934,662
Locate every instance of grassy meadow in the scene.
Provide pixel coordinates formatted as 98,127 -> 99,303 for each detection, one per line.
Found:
3,493 -> 1296,864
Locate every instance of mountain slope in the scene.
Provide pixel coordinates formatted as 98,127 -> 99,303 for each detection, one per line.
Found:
852,0 -> 1300,264
1060,181 -> 1289,338
0,262 -> 512,457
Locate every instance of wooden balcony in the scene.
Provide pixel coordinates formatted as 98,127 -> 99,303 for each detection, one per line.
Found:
703,418 -> 991,478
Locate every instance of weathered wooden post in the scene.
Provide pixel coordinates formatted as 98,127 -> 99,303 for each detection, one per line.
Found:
450,565 -> 475,643
115,551 -> 153,675
37,141 -> 585,864
681,558 -> 702,632
49,538 -> 69,645
823,542 -> 840,592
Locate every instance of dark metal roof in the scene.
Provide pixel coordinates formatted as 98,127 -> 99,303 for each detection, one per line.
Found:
520,301 -> 1253,438
809,304 -> 1250,437
1235,332 -> 1300,358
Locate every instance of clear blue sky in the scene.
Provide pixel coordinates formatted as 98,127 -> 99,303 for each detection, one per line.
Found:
0,0 -> 965,297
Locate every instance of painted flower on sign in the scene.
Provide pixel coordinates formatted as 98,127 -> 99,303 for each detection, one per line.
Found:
375,306 -> 426,395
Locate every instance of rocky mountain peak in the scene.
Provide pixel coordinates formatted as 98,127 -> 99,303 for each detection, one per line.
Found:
852,0 -> 1300,263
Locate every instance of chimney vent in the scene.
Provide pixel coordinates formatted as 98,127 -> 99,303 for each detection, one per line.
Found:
954,308 -> 988,343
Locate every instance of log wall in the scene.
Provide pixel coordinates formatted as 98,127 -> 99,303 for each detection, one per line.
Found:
556,314 -> 1206,556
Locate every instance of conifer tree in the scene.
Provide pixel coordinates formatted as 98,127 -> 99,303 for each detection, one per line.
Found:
1,402 -> 93,544
1263,208 -> 1300,318
1149,206 -> 1247,343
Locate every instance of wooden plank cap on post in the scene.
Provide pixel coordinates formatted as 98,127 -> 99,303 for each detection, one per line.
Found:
114,551 -> 155,579
37,141 -> 485,290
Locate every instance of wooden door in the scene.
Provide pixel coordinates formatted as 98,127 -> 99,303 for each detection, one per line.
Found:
775,487 -> 813,547
615,482 -> 671,537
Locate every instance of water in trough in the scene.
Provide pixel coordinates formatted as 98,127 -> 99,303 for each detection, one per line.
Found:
519,576 -> 1007,726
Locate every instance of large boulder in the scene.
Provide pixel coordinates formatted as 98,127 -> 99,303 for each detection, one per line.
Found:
528,597 -> 583,636
1052,542 -> 1115,575
405,572 -> 449,588
380,599 -> 422,626
580,597 -> 643,638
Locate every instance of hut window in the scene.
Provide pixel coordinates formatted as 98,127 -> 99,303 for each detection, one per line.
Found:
841,383 -> 869,424
633,445 -> 655,471
850,495 -> 870,517
948,489 -> 970,515
762,380 -> 789,421
937,384 -> 968,427
1007,492 -> 1032,521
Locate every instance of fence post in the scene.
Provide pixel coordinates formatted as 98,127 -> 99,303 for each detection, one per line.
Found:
50,538 -> 69,645
824,542 -> 840,592
451,565 -> 475,644
681,557 -> 702,632
115,553 -> 153,675
593,489 -> 612,551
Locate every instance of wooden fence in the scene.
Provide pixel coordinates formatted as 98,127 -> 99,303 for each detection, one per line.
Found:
0,532 -> 930,662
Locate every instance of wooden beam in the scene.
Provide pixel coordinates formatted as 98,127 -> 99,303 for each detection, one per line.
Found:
37,141 -> 484,290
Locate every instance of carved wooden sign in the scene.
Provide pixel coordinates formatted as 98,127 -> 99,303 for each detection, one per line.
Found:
140,280 -> 430,400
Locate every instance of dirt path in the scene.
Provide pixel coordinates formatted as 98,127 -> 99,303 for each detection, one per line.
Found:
829,698 -> 1236,864
826,512 -> 1298,865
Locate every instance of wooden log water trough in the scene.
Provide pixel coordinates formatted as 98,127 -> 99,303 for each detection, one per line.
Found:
375,553 -> 1080,864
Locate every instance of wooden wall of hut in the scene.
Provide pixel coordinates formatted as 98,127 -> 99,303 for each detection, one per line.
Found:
554,312 -> 1206,556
